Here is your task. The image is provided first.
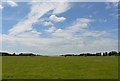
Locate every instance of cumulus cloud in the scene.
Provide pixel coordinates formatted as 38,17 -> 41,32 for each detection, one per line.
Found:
9,2 -> 70,36
66,18 -> 93,33
49,15 -> 66,22
43,21 -> 54,26
9,3 -> 55,35
7,0 -> 18,7
51,28 -> 71,38
45,26 -> 56,33
51,18 -> 106,39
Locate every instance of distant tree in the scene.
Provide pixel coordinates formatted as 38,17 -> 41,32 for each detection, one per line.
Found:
114,51 -> 118,56
1,52 -> 11,56
108,51 -> 117,56
111,51 -> 118,56
96,53 -> 101,56
19,53 -> 23,56
103,52 -> 108,56
118,51 -> 120,56
13,53 -> 16,56
108,52 -> 112,56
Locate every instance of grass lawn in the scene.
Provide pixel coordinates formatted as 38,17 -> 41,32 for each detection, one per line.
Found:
2,56 -> 118,79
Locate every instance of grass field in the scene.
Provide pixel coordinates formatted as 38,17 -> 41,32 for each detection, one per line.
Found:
2,56 -> 118,79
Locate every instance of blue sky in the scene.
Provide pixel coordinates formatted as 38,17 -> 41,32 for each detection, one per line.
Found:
0,1 -> 118,55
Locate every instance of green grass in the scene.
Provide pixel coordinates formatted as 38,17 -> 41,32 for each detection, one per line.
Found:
2,56 -> 118,79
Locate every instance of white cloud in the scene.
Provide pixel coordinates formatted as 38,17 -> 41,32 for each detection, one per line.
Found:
1,32 -> 117,55
9,3 -> 55,35
9,2 -> 71,36
1,2 -> 118,55
52,2 -> 71,14
81,30 -> 107,37
45,26 -> 56,33
106,0 -> 119,2
52,28 -> 73,39
43,21 -> 54,26
66,18 -> 93,33
16,30 -> 41,38
7,0 -> 18,7
49,15 -> 66,22
0,1 -> 18,10
51,18 -> 107,39
0,5 -> 3,10
29,0 -> 71,15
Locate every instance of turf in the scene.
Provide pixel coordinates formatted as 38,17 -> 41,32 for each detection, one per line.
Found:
2,56 -> 118,79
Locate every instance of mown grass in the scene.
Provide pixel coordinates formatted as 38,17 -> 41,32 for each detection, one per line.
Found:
2,56 -> 118,79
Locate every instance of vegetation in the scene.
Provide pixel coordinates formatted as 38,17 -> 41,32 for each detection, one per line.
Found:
0,51 -> 120,56
2,56 -> 118,79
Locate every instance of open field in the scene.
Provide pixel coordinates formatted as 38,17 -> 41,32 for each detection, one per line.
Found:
2,56 -> 118,79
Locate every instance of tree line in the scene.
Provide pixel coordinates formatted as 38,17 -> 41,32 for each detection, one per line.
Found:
60,51 -> 120,57
0,52 -> 41,56
0,51 -> 120,56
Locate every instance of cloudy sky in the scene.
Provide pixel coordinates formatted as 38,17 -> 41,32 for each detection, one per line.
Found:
0,0 -> 118,55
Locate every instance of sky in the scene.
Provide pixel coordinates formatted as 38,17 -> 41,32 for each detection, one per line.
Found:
0,0 -> 119,55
